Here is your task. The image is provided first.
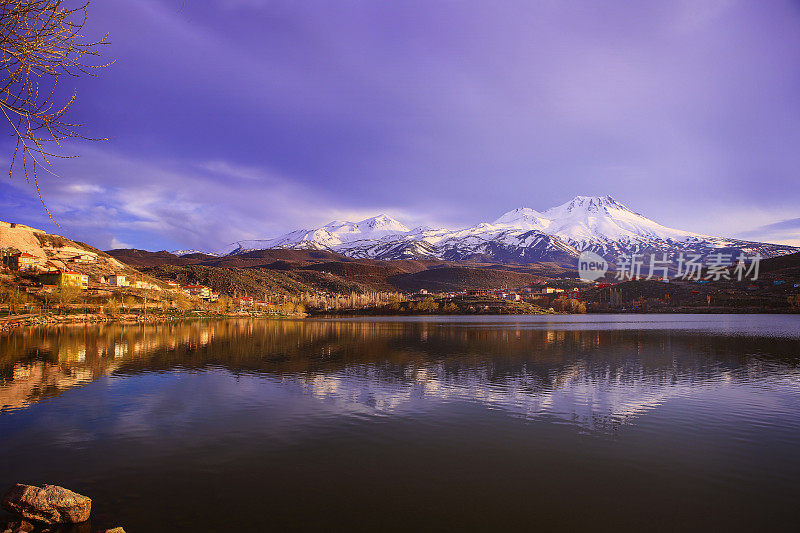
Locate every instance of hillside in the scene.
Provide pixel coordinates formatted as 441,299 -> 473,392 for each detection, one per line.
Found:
105,249 -> 198,267
140,265 -> 364,296
1,222 -> 161,287
388,266 -> 547,292
109,247 -> 573,295
759,251 -> 800,280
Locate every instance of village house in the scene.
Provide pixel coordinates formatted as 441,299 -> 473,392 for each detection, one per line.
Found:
4,252 -> 39,271
66,253 -> 97,263
107,275 -> 129,287
185,285 -> 213,299
466,289 -> 489,296
39,270 -> 89,289
65,271 -> 89,290
541,287 -> 565,294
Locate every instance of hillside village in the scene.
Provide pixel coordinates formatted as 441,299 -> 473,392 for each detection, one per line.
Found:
0,221 -> 307,320
2,221 -> 799,323
0,221 -> 587,317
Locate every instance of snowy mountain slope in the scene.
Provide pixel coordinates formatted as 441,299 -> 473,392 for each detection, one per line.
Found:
493,207 -> 550,231
539,195 -> 705,242
217,197 -> 798,265
171,249 -> 223,257
221,214 -> 413,255
488,195 -> 721,259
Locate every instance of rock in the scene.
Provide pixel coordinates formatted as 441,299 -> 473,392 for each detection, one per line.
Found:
2,519 -> 35,533
1,484 -> 91,524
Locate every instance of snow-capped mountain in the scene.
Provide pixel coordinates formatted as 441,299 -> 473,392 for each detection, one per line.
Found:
218,214 -> 413,255
171,249 -> 221,257
217,196 -> 798,265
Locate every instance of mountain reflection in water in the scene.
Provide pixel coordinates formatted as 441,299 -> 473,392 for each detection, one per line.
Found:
2,315 -> 800,531
3,317 -> 799,433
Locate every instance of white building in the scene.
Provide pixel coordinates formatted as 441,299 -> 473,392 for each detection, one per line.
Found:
108,275 -> 129,287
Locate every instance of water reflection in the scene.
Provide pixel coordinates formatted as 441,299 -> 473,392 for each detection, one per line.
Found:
3,317 -> 799,432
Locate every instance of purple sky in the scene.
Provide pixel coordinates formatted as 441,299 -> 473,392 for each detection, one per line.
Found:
2,0 -> 800,250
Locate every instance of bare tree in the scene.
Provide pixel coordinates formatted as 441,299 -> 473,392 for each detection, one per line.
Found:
0,284 -> 28,314
54,283 -> 79,313
0,0 -> 110,219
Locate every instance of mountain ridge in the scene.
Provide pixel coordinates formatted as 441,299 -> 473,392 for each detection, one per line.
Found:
180,196 -> 798,265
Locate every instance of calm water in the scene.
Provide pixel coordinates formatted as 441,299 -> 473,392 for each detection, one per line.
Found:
1,315 -> 800,531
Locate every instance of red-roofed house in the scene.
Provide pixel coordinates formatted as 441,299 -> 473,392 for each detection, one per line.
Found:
5,252 -> 39,271
39,270 -> 88,289
184,285 -> 213,299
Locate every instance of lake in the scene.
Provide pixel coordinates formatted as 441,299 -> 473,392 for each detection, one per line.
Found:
1,315 -> 800,531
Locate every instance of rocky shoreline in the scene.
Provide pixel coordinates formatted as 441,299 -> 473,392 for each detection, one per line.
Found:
1,484 -> 123,533
0,313 -> 183,333
0,311 -> 307,333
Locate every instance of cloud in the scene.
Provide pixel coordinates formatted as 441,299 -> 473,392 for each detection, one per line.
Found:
61,183 -> 106,195
5,0 -> 800,250
110,236 -> 132,249
5,140 -> 799,251
4,144 -> 435,251
736,217 -> 800,247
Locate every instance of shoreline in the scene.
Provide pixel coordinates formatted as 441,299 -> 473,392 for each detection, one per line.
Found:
0,311 -> 307,332
3,307 -> 797,332
309,306 -> 800,318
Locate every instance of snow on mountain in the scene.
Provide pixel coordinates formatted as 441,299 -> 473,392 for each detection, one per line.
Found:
171,249 -> 211,257
540,195 -> 706,242
215,197 -> 799,264
354,214 -> 411,234
320,214 -> 410,241
493,207 -> 550,231
220,214 -> 412,256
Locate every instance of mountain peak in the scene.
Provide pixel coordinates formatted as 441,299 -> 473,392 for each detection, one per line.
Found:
356,214 -> 410,233
322,220 -> 347,228
542,195 -> 633,218
215,195 -> 797,262
567,194 -> 624,209
493,207 -> 548,229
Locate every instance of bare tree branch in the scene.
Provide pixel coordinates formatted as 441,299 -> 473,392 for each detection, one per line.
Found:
0,0 -> 111,223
